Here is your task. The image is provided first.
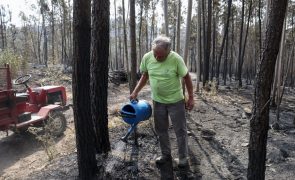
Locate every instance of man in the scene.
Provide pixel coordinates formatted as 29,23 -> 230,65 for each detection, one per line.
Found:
130,36 -> 194,167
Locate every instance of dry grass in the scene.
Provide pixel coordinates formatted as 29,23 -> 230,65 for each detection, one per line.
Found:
28,126 -> 58,161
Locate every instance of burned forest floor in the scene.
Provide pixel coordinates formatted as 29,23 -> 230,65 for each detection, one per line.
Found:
0,65 -> 295,180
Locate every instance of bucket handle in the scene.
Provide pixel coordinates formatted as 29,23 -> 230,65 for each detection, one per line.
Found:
130,98 -> 138,104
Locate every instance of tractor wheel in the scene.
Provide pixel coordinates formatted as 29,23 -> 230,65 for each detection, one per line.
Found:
46,111 -> 67,137
13,127 -> 29,135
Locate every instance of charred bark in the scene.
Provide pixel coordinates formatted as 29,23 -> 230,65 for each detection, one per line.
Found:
72,0 -> 97,178
247,0 -> 288,179
90,0 -> 111,154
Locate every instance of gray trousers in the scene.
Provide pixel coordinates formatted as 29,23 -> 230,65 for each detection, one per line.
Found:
153,100 -> 188,159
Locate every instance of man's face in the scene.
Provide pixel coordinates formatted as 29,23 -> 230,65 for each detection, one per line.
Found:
153,47 -> 169,62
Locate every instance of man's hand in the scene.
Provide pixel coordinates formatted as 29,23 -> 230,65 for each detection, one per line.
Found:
130,92 -> 138,100
129,72 -> 149,100
185,96 -> 194,111
183,73 -> 194,111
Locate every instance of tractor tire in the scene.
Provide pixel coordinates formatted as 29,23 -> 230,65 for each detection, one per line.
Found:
13,127 -> 29,135
46,111 -> 67,137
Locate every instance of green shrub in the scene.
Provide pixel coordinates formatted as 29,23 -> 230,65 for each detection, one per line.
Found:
0,50 -> 23,78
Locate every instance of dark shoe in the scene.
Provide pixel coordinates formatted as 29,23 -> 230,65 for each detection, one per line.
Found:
155,155 -> 172,164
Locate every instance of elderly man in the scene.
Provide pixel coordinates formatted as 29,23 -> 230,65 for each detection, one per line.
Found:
130,35 -> 194,167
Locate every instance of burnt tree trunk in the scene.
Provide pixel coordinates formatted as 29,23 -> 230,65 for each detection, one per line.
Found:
138,0 -> 144,68
72,0 -> 97,179
247,0 -> 288,179
203,0 -> 212,86
195,0 -> 202,92
129,0 -> 137,93
211,11 -> 216,81
258,0 -> 262,61
229,10 -> 234,81
90,0 -> 111,154
216,0 -> 232,84
241,0 -> 253,80
176,0 -> 181,53
183,0 -> 192,65
37,23 -> 42,64
122,0 -> 129,72
223,32 -> 229,85
0,8 -> 6,50
51,0 -> 55,63
163,0 -> 169,36
114,0 -> 118,70
40,1 -> 48,67
237,0 -> 245,86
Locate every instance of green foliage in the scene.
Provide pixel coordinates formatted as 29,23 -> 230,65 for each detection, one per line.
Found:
0,50 -> 23,78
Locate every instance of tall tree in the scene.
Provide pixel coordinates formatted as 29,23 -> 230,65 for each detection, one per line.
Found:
9,25 -> 17,53
67,0 -> 73,66
114,0 -> 118,70
0,6 -> 8,50
276,38 -> 293,126
235,0 -> 253,86
203,0 -> 212,86
271,19 -> 285,108
150,0 -> 157,49
19,12 -> 30,65
183,0 -> 192,65
258,0 -> 262,60
90,0 -> 111,154
144,2 -> 149,53
247,0 -> 288,179
129,0 -> 137,93
237,0 -> 245,87
144,4 -> 149,53
223,25 -> 229,85
211,7 -> 216,81
51,0 -> 56,64
122,0 -> 129,72
195,0 -> 202,92
176,0 -> 181,53
240,0 -> 253,82
72,0 -> 97,178
138,0 -> 144,70
272,16 -> 287,129
216,0 -> 232,84
40,0 -> 49,66
229,6 -> 235,82
59,0 -> 69,65
163,0 -> 169,36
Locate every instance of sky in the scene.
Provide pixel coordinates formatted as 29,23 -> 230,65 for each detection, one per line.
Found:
1,0 -> 37,26
1,0 -> 125,26
1,0 -> 191,28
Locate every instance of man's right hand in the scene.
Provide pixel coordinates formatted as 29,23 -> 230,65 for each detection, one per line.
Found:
130,92 -> 138,100
129,72 -> 148,100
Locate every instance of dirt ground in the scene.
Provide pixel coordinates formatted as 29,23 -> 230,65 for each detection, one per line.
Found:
0,66 -> 295,180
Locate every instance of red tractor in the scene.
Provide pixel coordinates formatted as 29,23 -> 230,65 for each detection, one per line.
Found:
0,64 -> 69,136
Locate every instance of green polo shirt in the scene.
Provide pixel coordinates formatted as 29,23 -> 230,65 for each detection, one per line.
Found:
140,51 -> 188,104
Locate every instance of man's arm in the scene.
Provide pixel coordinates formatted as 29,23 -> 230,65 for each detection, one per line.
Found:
183,72 -> 194,110
130,72 -> 149,99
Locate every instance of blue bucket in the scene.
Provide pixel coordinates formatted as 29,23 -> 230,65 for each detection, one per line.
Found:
120,99 -> 152,125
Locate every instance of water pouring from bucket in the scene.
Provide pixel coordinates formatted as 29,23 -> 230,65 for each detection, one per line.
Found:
120,99 -> 152,142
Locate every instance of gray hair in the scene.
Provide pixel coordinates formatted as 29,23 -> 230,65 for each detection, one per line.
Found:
152,36 -> 171,51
